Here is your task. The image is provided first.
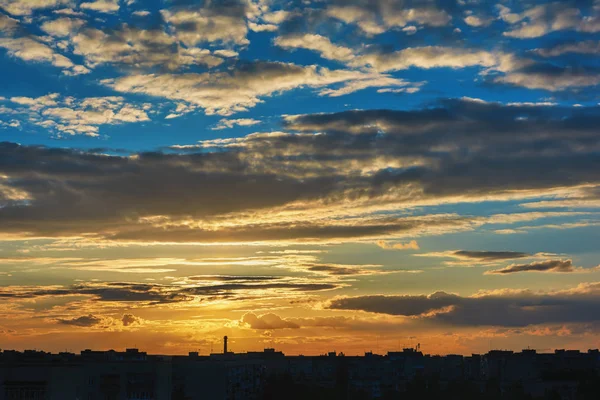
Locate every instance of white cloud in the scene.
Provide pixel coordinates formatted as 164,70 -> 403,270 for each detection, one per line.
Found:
0,37 -> 89,75
0,14 -> 19,33
161,8 -> 249,46
352,46 -> 527,73
246,5 -> 288,33
69,25 -> 223,70
377,87 -> 421,94
402,26 -> 417,35
53,8 -> 84,16
212,118 -> 262,130
464,15 -> 492,27
80,0 -> 120,13
496,70 -> 600,91
132,10 -> 150,17
535,41 -> 600,57
0,0 -> 71,16
274,34 -> 355,62
103,62 -> 420,115
40,17 -> 85,37
248,21 -> 278,32
327,4 -> 451,36
213,49 -> 238,58
317,75 -> 416,97
502,3 -> 600,39
1,94 -> 150,137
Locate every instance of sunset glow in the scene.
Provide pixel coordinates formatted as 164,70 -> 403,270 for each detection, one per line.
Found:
0,0 -> 600,357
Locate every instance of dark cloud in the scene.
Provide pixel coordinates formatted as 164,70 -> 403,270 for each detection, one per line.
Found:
121,314 -> 141,326
495,63 -> 600,91
0,280 -> 340,306
0,100 -> 599,243
329,292 -> 460,316
329,284 -> 600,327
487,259 -> 577,274
57,314 -> 102,327
107,215 -> 471,243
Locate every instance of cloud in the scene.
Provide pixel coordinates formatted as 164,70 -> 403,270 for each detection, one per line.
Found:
495,64 -> 600,91
121,314 -> 142,326
188,275 -> 283,282
0,282 -> 191,304
1,93 -> 149,136
272,38 -> 527,78
501,3 -> 600,39
304,263 -> 390,276
272,32 -> 589,95
103,61 -> 415,115
486,259 -> 596,274
414,250 -> 543,267
238,312 -> 409,332
329,283 -> 600,327
464,15 -> 492,27
68,25 -> 224,70
0,279 -> 341,307
80,0 -> 120,13
0,254 -> 374,276
2,6 -> 233,75
0,15 -> 88,75
289,40 -> 600,92
452,251 -> 531,260
274,34 -> 355,63
160,4 -> 249,46
350,46 -> 526,73
534,40 -> 600,57
0,37 -> 89,75
57,313 -> 143,328
241,312 -> 300,329
212,118 -> 261,130
213,49 -> 238,58
376,240 -> 420,250
27,17 -> 226,72
330,292 -> 460,317
132,10 -> 150,17
0,100 -> 599,243
40,17 -> 85,37
0,14 -> 19,33
181,282 -> 339,296
520,188 -> 600,209
57,314 -> 103,327
326,2 -> 451,36
0,0 -> 71,15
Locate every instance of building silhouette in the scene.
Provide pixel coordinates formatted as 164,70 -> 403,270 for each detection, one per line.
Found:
1,344 -> 599,399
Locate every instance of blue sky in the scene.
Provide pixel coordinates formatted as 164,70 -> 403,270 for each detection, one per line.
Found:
0,0 -> 600,355
1,0 -> 599,150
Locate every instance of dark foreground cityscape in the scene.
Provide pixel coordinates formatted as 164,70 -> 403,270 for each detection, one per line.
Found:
2,339 -> 600,400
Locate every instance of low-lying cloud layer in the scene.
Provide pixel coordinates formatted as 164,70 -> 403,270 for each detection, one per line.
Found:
487,259 -> 599,275
0,99 -> 598,244
329,283 -> 600,327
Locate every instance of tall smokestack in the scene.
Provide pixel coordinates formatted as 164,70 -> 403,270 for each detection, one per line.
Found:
224,336 -> 228,354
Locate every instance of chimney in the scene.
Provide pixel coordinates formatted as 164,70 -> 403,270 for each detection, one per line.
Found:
224,336 -> 228,354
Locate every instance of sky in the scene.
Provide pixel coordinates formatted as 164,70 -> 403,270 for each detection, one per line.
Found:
0,0 -> 600,356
